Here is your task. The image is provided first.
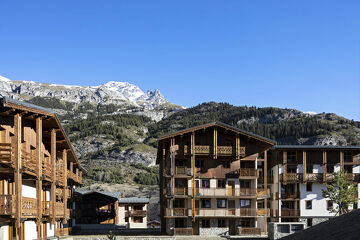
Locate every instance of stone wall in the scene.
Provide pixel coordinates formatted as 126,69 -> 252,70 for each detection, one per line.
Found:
199,219 -> 228,236
268,222 -> 306,240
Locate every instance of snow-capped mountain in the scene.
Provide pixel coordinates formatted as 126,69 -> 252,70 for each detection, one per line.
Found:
0,75 -> 168,109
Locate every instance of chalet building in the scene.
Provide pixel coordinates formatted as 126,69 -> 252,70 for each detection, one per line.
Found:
0,97 -> 83,240
157,122 -> 276,236
157,122 -> 360,237
74,191 -> 149,231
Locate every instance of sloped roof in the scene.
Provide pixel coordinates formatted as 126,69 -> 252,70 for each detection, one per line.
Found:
281,209 -> 360,240
275,145 -> 360,150
159,121 -> 276,145
118,197 -> 150,204
1,96 -> 55,115
76,190 -> 122,200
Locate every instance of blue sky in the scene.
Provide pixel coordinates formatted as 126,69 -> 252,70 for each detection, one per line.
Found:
0,1 -> 359,120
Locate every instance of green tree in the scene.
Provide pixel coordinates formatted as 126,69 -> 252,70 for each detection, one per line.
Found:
322,170 -> 358,215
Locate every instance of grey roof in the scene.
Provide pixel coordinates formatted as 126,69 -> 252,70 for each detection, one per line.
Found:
118,197 -> 150,204
76,190 -> 122,200
274,145 -> 360,150
0,96 -> 55,114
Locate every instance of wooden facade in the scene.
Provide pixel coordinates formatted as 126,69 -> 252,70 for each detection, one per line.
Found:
157,122 -> 275,236
0,97 -> 82,240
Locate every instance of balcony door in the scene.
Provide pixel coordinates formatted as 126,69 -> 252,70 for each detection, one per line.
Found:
228,181 -> 235,196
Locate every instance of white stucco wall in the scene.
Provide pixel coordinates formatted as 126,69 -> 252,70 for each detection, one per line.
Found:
0,225 -> 9,240
300,183 -> 334,217
24,221 -> 37,240
22,182 -> 36,199
47,223 -> 55,237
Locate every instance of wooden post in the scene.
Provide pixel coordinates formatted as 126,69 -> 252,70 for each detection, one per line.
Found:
51,129 -> 56,225
170,138 -> 175,196
70,162 -> 73,179
264,150 -> 268,234
63,149 -> 67,222
213,127 -> 217,159
235,134 -> 240,160
283,151 -> 287,183
191,132 -> 195,222
323,151 -> 327,182
14,114 -> 22,240
340,151 -> 344,171
115,200 -> 119,224
36,117 -> 43,239
303,151 -> 307,183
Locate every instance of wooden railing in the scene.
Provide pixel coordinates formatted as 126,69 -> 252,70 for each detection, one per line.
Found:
0,143 -> 12,165
240,208 -> 257,216
281,209 -> 300,216
175,166 -> 191,176
0,195 -> 15,215
306,173 -> 323,182
280,173 -> 302,182
174,187 -> 188,195
165,208 -> 188,217
130,210 -> 147,216
56,227 -> 70,236
173,228 -> 193,235
281,192 -> 300,199
22,197 -> 37,216
21,149 -> 36,174
239,168 -> 258,177
257,208 -> 270,216
257,188 -> 270,197
238,227 -> 261,235
42,162 -> 52,179
55,202 -> 65,217
183,145 -> 245,156
42,201 -> 51,215
217,146 -> 233,155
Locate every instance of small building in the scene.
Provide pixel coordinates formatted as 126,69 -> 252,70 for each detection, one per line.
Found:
118,197 -> 150,229
74,191 -> 149,230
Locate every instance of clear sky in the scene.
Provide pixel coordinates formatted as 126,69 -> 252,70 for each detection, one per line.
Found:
0,1 -> 359,120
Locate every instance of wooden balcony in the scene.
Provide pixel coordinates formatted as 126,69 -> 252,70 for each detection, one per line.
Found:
21,150 -> 36,175
22,197 -> 37,217
0,143 -> 13,165
281,192 -> 300,199
42,201 -> 51,216
257,208 -> 270,216
0,195 -> 15,215
56,227 -> 70,236
174,166 -> 192,176
42,162 -> 52,180
193,188 -> 258,197
165,208 -> 188,217
173,228 -> 193,235
257,189 -> 270,198
239,168 -> 258,178
280,173 -> 302,182
174,187 -> 188,196
67,169 -> 82,184
55,202 -> 65,217
130,210 -> 147,216
305,173 -> 323,182
183,145 -> 245,156
238,227 -> 261,235
240,208 -> 257,216
281,209 -> 300,217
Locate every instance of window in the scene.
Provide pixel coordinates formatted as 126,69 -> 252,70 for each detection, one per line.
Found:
218,219 -> 226,228
175,179 -> 184,188
196,159 -> 204,168
287,152 -> 296,163
133,217 -> 143,223
327,201 -> 333,211
287,165 -> 297,173
277,224 -> 290,233
125,217 -> 129,223
306,183 -> 312,192
202,179 -> 210,188
240,181 -> 250,188
240,199 -> 251,208
175,219 -> 186,228
291,224 -> 304,232
327,165 -> 334,173
174,199 -> 184,208
201,199 -> 211,208
307,218 -> 313,227
344,152 -> 353,162
306,165 -> 313,174
217,199 -> 227,208
217,179 -> 226,188
133,205 -> 143,210
201,219 -> 210,228
306,200 -> 312,209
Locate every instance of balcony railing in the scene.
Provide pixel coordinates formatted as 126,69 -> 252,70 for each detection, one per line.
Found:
22,197 -> 37,216
130,210 -> 147,216
42,162 -> 52,179
173,228 -> 193,235
239,168 -> 258,177
238,227 -> 261,235
165,208 -> 189,217
257,208 -> 270,216
21,149 -> 36,174
0,195 -> 15,215
280,173 -> 302,182
183,145 -> 245,156
281,209 -> 300,216
56,227 -> 70,236
55,202 -> 65,217
257,189 -> 270,198
281,192 -> 300,199
305,173 -> 323,182
0,143 -> 13,165
42,201 -> 51,215
167,187 -> 267,198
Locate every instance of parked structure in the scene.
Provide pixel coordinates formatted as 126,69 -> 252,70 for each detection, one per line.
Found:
74,191 -> 149,230
0,97 -> 83,240
156,122 -> 360,237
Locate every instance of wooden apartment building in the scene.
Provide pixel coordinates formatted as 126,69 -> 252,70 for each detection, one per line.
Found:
157,122 -> 275,236
157,122 -> 360,237
0,97 -> 83,240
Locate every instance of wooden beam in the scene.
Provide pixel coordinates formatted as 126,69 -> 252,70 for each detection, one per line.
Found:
323,151 -> 327,182
14,113 -> 22,240
264,150 -> 268,190
63,149 -> 68,223
340,151 -> 344,171
235,134 -> 240,160
303,151 -> 307,183
213,127 -> 217,159
191,132 -> 196,222
36,117 -> 43,238
51,129 -> 56,225
283,151 -> 287,183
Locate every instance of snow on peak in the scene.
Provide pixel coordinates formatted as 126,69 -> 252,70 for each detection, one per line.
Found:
0,75 -> 12,82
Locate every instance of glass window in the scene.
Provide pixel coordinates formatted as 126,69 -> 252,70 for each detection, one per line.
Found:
306,165 -> 313,174
240,199 -> 251,208
217,199 -> 227,208
277,224 -> 290,233
217,179 -> 226,188
201,199 -> 211,208
306,183 -> 312,192
218,219 -> 226,227
201,219 -> 210,228
327,201 -> 333,211
306,200 -> 312,209
202,179 -> 210,188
